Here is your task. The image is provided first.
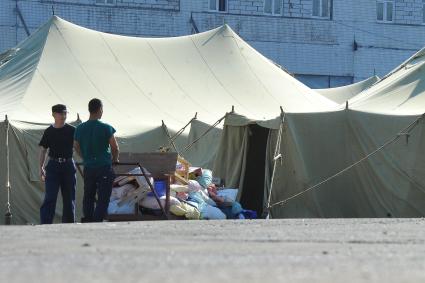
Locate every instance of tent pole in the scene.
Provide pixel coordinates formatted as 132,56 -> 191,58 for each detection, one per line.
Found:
161,120 -> 181,155
265,108 -> 285,218
4,115 -> 12,225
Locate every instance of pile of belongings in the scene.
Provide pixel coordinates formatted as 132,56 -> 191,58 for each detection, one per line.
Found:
170,167 -> 258,220
107,164 -> 257,220
108,167 -> 153,215
107,166 -> 198,218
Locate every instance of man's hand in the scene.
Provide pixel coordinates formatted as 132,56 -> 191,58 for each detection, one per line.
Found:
39,146 -> 47,182
73,140 -> 82,157
40,167 -> 46,182
109,135 -> 120,165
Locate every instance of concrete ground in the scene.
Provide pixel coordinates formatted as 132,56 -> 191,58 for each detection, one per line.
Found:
0,218 -> 424,283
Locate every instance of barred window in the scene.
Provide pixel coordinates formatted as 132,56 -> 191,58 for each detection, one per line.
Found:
312,0 -> 330,18
423,0 -> 425,23
264,0 -> 283,16
209,0 -> 227,12
376,0 -> 394,22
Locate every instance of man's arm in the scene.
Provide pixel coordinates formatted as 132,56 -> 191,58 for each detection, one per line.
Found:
39,147 -> 48,181
74,140 -> 82,158
109,135 -> 119,163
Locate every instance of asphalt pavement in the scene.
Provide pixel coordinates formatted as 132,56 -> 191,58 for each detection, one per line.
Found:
0,218 -> 424,283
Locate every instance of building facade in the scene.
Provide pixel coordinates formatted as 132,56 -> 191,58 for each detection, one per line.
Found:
1,0 -> 425,88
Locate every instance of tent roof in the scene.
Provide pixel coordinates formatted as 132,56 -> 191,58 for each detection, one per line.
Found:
316,76 -> 379,104
0,16 -> 337,135
349,48 -> 425,115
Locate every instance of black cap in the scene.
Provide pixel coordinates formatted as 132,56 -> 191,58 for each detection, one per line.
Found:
52,104 -> 68,113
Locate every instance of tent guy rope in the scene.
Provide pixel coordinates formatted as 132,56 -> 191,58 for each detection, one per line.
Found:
169,113 -> 197,143
268,113 -> 425,210
182,113 -> 228,154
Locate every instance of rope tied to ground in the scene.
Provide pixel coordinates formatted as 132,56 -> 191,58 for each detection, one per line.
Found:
268,113 -> 425,210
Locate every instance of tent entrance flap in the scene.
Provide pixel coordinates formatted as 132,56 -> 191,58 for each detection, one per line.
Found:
239,124 -> 270,217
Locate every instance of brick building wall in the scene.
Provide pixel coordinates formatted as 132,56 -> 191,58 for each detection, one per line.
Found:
1,0 -> 425,87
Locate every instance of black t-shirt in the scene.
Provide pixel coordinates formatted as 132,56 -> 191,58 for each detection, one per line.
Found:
39,124 -> 75,158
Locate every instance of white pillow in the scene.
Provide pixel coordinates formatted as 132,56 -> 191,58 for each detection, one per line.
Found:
139,195 -> 181,210
111,183 -> 137,200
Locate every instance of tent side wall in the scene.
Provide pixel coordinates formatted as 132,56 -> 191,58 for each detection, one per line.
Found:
269,111 -> 425,218
269,111 -> 348,217
213,124 -> 249,191
184,119 -> 222,169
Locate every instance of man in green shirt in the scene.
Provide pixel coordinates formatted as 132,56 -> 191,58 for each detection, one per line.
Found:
74,98 -> 119,222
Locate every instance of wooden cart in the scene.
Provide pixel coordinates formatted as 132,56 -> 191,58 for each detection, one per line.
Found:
76,152 -> 178,221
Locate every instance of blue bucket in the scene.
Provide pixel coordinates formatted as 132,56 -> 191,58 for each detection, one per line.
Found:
147,180 -> 166,197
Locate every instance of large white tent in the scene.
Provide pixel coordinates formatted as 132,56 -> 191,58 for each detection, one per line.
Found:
213,49 -> 425,218
0,17 -> 338,224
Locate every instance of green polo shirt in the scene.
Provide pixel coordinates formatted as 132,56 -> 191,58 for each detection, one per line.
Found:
74,120 -> 116,168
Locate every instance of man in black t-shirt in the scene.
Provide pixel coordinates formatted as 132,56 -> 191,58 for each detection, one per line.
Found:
39,104 -> 76,224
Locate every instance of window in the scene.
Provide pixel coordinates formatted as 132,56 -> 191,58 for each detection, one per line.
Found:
209,0 -> 227,12
423,0 -> 425,23
95,0 -> 115,5
312,0 -> 330,18
264,0 -> 283,16
376,0 -> 394,22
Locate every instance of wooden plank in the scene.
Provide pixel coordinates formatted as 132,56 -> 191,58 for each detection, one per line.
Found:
115,152 -> 178,176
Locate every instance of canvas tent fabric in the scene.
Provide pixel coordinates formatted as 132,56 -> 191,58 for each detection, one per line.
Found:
0,17 -> 338,224
0,16 -> 337,124
212,46 -> 425,218
214,110 -> 425,218
316,76 -> 380,104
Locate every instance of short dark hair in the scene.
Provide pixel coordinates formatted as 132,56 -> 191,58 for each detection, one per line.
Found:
88,98 -> 102,114
52,104 -> 67,113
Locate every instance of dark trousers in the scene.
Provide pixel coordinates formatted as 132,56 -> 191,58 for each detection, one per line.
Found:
82,165 -> 114,222
40,160 -> 76,224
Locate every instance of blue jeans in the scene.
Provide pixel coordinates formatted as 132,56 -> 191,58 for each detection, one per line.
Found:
82,165 -> 114,222
40,160 -> 76,224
